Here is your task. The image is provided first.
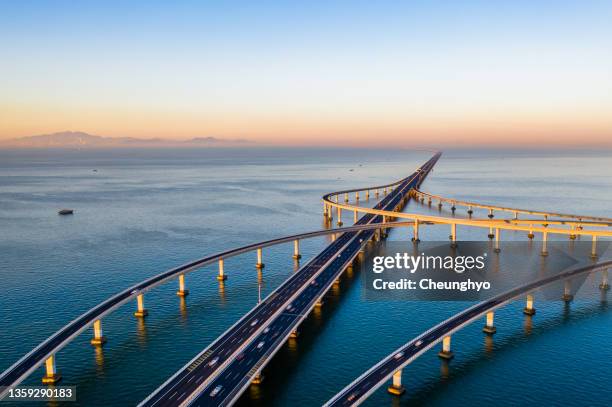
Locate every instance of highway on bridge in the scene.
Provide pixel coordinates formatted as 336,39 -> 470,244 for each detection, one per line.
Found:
324,259 -> 612,407
139,153 -> 441,406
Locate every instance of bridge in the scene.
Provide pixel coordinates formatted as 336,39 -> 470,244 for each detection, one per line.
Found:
1,150 -> 610,405
324,260 -> 612,406
0,153 -> 439,401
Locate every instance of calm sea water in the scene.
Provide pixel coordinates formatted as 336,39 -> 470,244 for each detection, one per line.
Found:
0,148 -> 610,406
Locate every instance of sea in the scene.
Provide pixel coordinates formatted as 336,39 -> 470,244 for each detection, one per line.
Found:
0,147 -> 610,406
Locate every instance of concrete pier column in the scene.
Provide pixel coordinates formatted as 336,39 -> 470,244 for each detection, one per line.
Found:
451,202 -> 456,212
256,248 -> 265,269
323,202 -> 328,218
562,281 -> 573,302
382,215 -> 388,238
384,187 -> 388,195
488,209 -> 494,219
438,335 -> 454,360
600,269 -> 610,290
428,197 -> 432,206
290,330 -> 299,339
344,192 -> 349,202
494,228 -> 501,253
134,294 -> 148,317
251,373 -> 264,385
591,235 -> 598,259
177,274 -> 189,297
541,232 -> 548,256
450,223 -> 457,248
514,211 -> 518,220
467,205 -> 473,215
353,210 -> 358,223
355,191 -> 359,201
293,239 -> 302,259
42,354 -> 61,384
412,219 -> 420,243
488,226 -> 494,239
337,207 -> 343,226
366,190 -> 370,199
90,319 -> 107,345
376,189 -> 379,197
438,200 -> 443,209
217,258 -> 227,281
387,369 -> 406,395
523,294 -> 536,315
483,311 -> 496,334
569,225 -> 577,240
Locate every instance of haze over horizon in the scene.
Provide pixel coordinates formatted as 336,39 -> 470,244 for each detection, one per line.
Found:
1,1 -> 611,148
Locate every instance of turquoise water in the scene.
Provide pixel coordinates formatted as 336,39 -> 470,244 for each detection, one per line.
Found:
0,148 -> 610,406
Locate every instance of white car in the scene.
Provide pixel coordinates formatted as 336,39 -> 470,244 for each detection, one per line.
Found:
257,341 -> 265,349
208,356 -> 219,367
393,352 -> 404,359
263,327 -> 270,334
415,340 -> 423,347
250,319 -> 258,327
210,385 -> 223,397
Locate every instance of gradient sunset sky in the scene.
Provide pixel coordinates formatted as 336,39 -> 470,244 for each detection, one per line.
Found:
1,1 -> 611,147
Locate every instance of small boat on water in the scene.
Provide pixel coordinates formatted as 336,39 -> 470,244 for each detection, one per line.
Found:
58,209 -> 74,215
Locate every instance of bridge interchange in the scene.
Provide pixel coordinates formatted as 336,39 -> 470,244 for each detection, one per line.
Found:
1,150 -> 611,406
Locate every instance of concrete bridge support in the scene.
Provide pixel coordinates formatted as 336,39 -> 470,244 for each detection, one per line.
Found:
494,228 -> 501,253
177,274 -> 189,297
483,311 -> 496,334
90,319 -> 107,346
600,269 -> 610,290
355,191 -> 359,201
337,207 -> 343,226
217,259 -> 227,281
256,248 -> 265,269
42,354 -> 61,384
134,294 -> 148,317
450,224 -> 457,248
387,369 -> 405,395
467,205 -> 473,215
591,236 -> 598,259
353,210 -> 358,223
293,239 -> 302,260
562,281 -> 573,302
528,225 -> 534,240
366,190 -> 370,199
344,193 -> 349,203
488,209 -> 494,219
488,226 -> 494,240
541,232 -> 549,256
523,294 -> 536,315
438,335 -> 454,360
412,219 -> 420,243
251,373 -> 264,385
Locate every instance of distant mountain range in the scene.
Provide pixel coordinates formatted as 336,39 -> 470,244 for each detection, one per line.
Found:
0,131 -> 251,148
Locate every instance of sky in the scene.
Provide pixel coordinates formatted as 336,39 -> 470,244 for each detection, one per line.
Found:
1,0 -> 611,147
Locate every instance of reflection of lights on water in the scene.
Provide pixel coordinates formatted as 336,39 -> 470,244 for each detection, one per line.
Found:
218,281 -> 226,302
179,297 -> 187,319
523,315 -> 533,335
440,360 -> 450,379
95,346 -> 104,368
248,381 -> 262,400
136,318 -> 147,345
484,334 -> 494,353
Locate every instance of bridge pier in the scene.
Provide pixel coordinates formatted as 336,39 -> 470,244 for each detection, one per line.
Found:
483,311 -> 496,334
217,259 -> 227,281
494,228 -> 501,253
376,189 -> 379,198
541,232 -> 548,256
355,191 -> 359,201
562,281 -> 573,302
366,190 -> 370,199
412,219 -> 420,243
337,207 -> 343,226
90,319 -> 107,346
488,226 -> 494,240
344,192 -> 349,203
293,239 -> 302,260
467,205 -> 473,215
353,210 -> 358,223
134,294 -> 148,317
438,335 -> 454,360
41,354 -> 61,384
256,248 -> 265,269
591,235 -> 598,259
488,209 -> 494,219
387,369 -> 405,396
177,274 -> 189,297
450,224 -> 457,248
438,200 -> 442,209
600,269 -> 610,290
523,294 -> 536,315
528,225 -> 534,240
290,330 -> 299,339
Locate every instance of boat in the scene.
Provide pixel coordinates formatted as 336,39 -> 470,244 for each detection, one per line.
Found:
58,209 -> 74,215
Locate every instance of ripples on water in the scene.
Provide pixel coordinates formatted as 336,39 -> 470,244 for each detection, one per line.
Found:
0,148 -> 610,406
